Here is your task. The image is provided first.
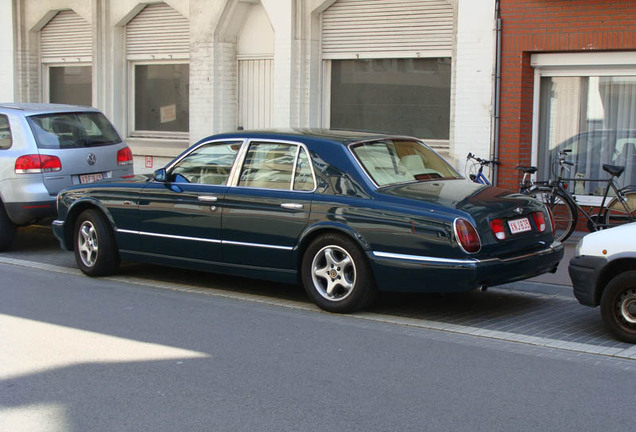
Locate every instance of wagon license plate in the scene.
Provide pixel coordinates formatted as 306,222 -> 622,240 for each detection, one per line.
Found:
508,217 -> 532,234
79,173 -> 103,184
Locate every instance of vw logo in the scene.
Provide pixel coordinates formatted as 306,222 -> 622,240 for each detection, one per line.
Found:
87,153 -> 97,166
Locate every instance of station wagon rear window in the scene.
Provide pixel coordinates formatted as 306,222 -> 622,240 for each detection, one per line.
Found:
26,112 -> 122,149
351,139 -> 460,186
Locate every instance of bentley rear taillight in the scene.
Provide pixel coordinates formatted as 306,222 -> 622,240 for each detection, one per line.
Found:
532,211 -> 547,232
489,218 -> 506,240
454,218 -> 481,253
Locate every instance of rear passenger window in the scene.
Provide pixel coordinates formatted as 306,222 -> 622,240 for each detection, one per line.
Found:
239,142 -> 296,190
0,115 -> 12,149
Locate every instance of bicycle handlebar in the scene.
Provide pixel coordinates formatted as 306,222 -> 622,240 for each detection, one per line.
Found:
466,153 -> 500,166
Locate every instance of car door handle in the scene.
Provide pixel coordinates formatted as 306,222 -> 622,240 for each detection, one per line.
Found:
281,203 -> 304,210
198,195 -> 218,202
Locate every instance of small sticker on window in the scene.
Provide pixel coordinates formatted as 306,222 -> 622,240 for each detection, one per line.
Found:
160,105 -> 177,123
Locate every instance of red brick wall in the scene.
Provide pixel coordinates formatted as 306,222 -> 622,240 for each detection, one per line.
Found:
498,0 -> 636,191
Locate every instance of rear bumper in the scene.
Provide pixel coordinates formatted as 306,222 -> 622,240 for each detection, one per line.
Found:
368,241 -> 564,293
568,255 -> 606,307
4,200 -> 57,225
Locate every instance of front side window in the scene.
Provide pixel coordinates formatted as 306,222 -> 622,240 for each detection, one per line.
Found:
133,63 -> 189,134
330,58 -> 451,139
0,115 -> 12,149
49,66 -> 92,105
538,75 -> 636,195
351,139 -> 460,187
26,112 -> 121,149
170,142 -> 240,185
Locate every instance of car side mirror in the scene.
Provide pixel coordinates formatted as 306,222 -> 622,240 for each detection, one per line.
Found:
154,168 -> 167,182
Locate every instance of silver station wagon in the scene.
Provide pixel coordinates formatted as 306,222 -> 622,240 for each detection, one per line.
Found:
0,103 -> 134,250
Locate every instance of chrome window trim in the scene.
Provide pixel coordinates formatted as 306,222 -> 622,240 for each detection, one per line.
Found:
235,138 -> 317,193
348,137 -> 461,189
162,138 -> 247,186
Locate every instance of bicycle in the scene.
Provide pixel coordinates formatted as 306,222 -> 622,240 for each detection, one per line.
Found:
517,149 -> 636,242
466,153 -> 500,185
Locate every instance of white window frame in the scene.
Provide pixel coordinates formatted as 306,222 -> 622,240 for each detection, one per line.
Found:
127,59 -> 190,140
531,52 -> 636,206
42,62 -> 93,104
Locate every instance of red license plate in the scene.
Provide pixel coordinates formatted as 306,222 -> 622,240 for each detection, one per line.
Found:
508,217 -> 532,234
79,173 -> 104,184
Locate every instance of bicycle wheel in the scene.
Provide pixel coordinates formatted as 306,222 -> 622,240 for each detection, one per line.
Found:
465,161 -> 479,181
527,187 -> 577,242
604,191 -> 636,228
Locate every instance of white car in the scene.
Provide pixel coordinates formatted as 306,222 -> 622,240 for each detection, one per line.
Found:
568,222 -> 636,343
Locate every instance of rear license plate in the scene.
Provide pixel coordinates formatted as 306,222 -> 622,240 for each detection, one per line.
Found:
508,217 -> 532,234
79,173 -> 104,184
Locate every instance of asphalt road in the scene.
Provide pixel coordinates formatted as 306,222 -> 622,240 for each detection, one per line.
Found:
1,228 -> 635,431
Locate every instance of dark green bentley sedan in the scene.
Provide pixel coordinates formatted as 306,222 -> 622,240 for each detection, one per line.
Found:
53,130 -> 564,313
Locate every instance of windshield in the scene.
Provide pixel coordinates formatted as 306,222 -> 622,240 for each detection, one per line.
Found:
27,112 -> 122,149
351,139 -> 461,187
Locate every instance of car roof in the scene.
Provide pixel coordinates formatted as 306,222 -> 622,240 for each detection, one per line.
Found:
0,103 -> 100,115
208,128 -> 419,146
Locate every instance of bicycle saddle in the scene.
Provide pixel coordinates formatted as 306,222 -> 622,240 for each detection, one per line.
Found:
516,166 -> 537,174
603,164 -> 625,177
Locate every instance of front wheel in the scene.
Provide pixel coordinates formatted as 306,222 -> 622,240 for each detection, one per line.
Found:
301,234 -> 376,313
527,187 -> 576,242
74,209 -> 120,276
604,191 -> 636,228
600,271 -> 636,344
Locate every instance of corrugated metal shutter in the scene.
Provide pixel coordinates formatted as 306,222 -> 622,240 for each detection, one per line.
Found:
40,10 -> 92,63
126,3 -> 189,60
322,0 -> 453,59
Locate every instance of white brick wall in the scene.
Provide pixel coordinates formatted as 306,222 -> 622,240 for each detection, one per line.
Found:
0,0 -> 13,102
4,0 -> 498,170
451,0 -> 497,172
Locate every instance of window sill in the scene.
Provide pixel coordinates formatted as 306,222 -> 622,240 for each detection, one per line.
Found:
126,137 -> 190,158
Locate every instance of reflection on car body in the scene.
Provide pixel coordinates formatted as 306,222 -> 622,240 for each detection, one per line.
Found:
53,130 -> 564,313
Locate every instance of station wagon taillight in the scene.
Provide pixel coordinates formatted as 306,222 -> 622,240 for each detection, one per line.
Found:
489,218 -> 506,240
117,147 -> 133,166
454,218 -> 481,253
15,154 -> 62,173
532,211 -> 547,232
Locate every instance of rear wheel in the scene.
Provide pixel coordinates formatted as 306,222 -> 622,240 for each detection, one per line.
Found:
74,209 -> 120,276
0,202 -> 17,251
527,187 -> 576,242
600,271 -> 636,344
604,191 -> 636,228
301,233 -> 376,313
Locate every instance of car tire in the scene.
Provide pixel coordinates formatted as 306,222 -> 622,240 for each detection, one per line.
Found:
74,209 -> 120,276
600,271 -> 636,344
0,202 -> 17,252
301,233 -> 377,313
